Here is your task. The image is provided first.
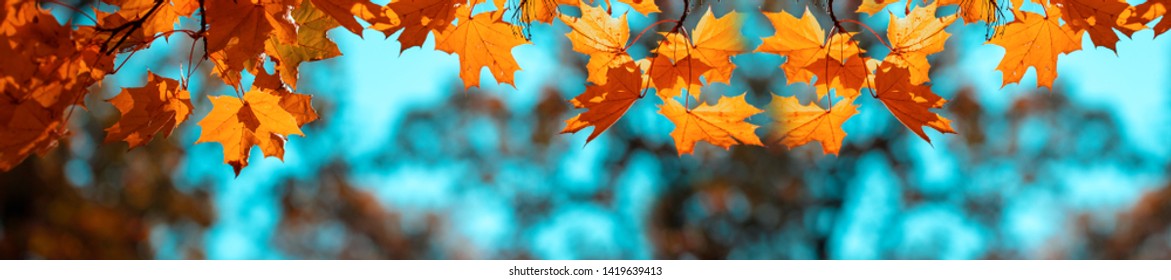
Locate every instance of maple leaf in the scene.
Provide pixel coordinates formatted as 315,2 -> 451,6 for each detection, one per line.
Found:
516,0 -> 576,23
659,93 -> 763,155
560,2 -> 632,85
615,0 -> 660,15
104,72 -> 193,149
1053,0 -> 1141,51
857,0 -> 897,15
648,53 -> 712,100
99,0 -> 186,47
171,0 -> 199,16
652,31 -> 692,62
756,9 -> 861,85
276,90 -> 319,127
264,0 -> 303,46
756,8 -> 824,84
884,3 -> 956,85
806,56 -> 868,99
645,10 -> 743,89
1127,0 -> 1169,37
196,89 -> 307,176
308,0 -> 386,36
2,8 -> 113,109
253,69 -> 321,126
818,33 -> 865,65
873,66 -> 956,143
379,0 -> 463,52
937,0 -> 1004,24
0,2 -> 110,171
205,0 -> 297,88
801,32 -> 867,100
988,6 -> 1083,90
767,95 -> 858,155
0,1 -> 30,36
435,10 -> 530,89
658,8 -> 747,85
561,65 -> 642,143
265,0 -> 343,90
648,28 -> 730,100
0,99 -> 64,172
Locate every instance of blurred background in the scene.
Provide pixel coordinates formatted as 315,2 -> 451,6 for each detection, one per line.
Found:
2,0 -> 1170,259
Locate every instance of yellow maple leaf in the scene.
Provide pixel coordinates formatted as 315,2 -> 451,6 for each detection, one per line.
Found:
987,5 -> 1083,89
435,10 -> 530,89
660,93 -> 763,155
884,3 -> 956,85
561,65 -> 643,143
196,89 -> 307,176
560,2 -> 632,85
768,95 -> 858,155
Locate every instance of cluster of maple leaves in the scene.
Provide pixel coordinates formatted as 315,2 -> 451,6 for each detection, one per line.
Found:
0,0 -> 1167,175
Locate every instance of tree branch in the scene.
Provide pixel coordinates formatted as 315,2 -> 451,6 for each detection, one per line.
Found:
99,0 -> 165,55
200,0 -> 208,59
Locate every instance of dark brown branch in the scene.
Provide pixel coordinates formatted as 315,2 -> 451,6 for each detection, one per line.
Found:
200,0 -> 208,59
98,0 -> 165,55
826,0 -> 846,35
672,0 -> 692,33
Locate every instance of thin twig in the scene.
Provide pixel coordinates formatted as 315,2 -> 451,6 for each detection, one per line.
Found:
99,0 -> 165,55
42,0 -> 99,23
627,19 -> 680,49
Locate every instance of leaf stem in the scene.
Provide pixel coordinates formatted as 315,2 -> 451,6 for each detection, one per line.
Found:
837,19 -> 893,51
626,19 -> 680,50
41,0 -> 99,24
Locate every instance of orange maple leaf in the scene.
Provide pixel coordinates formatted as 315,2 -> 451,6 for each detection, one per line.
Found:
884,3 -> 956,85
648,53 -> 712,100
0,3 -> 114,171
516,0 -> 576,23
659,93 -> 763,155
435,10 -> 530,89
873,66 -> 956,143
937,0 -> 1003,24
857,0 -> 897,16
0,99 -> 65,172
3,7 -> 113,109
988,5 -> 1083,90
277,91 -> 319,127
1053,0 -> 1141,51
253,70 -> 321,127
264,0 -> 343,90
561,65 -> 643,143
104,72 -> 193,149
615,0 -> 660,15
308,0 -> 387,36
205,0 -> 297,88
171,0 -> 200,16
99,0 -> 188,47
767,95 -> 858,155
1127,0 -> 1169,37
379,0 -> 463,52
807,56 -> 869,100
658,8 -> 747,85
757,9 -> 861,85
756,8 -> 824,85
560,2 -> 632,85
196,89 -> 308,176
